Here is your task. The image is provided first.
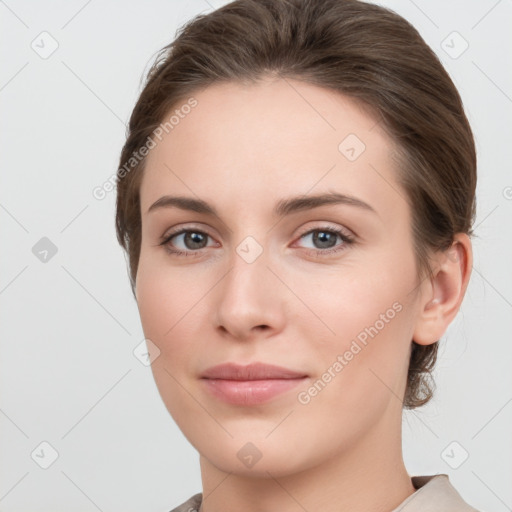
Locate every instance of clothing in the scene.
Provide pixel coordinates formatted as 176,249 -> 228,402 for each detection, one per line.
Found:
168,474 -> 480,512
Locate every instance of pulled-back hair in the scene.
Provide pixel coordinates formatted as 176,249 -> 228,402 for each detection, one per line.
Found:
115,0 -> 477,409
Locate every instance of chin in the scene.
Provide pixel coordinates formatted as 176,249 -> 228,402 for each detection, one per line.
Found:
196,433 -> 316,478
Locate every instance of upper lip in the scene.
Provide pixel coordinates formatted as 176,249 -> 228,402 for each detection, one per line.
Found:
201,362 -> 308,380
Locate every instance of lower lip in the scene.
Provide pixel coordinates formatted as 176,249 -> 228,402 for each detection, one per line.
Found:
201,377 -> 308,406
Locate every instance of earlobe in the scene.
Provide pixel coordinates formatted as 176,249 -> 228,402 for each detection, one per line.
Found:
412,233 -> 473,346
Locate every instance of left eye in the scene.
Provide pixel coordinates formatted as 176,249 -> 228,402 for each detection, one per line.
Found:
296,228 -> 353,252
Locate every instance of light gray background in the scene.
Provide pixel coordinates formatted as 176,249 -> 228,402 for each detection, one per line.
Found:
1,0 -> 511,511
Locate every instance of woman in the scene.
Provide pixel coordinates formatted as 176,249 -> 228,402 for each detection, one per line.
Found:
115,0 -> 479,510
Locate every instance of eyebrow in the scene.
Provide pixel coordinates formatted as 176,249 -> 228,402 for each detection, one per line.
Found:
146,192 -> 377,217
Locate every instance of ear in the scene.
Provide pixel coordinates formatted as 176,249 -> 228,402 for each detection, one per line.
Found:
412,233 -> 473,346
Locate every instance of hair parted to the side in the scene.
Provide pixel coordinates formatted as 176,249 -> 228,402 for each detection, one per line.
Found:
115,0 -> 477,409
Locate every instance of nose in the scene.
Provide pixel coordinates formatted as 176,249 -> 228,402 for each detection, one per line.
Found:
213,248 -> 286,342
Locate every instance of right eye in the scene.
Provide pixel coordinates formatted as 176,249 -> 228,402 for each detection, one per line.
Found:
159,229 -> 218,256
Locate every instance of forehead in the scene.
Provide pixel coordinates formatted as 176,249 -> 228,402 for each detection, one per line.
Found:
140,78 -> 406,222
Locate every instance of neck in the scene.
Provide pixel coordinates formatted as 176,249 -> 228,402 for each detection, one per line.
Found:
198,412 -> 415,512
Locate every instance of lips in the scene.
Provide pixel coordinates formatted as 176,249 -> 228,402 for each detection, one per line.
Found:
201,362 -> 308,380
200,362 -> 309,406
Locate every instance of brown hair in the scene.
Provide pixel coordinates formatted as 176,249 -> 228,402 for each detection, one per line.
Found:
115,0 -> 477,409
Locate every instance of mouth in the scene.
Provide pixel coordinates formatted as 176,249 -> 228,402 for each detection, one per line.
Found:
200,362 -> 309,406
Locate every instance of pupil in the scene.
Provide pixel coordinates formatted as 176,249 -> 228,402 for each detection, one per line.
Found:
185,232 -> 206,249
314,231 -> 336,249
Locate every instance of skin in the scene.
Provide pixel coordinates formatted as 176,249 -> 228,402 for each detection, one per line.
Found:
135,77 -> 472,512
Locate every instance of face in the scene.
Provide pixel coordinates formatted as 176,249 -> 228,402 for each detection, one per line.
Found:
136,78 -> 425,477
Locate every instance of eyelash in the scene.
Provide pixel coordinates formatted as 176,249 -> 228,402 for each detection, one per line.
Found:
158,225 -> 355,258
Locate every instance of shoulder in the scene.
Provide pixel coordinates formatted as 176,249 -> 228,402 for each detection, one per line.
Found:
169,477 -> 482,512
168,492 -> 202,512
394,474 -> 481,511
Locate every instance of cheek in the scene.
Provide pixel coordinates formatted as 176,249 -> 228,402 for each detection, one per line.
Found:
136,260 -> 202,426
135,266 -> 169,341
298,258 -> 413,345
292,287 -> 413,449
294,252 -> 417,396
135,255 -> 211,377
136,254 -> 195,341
